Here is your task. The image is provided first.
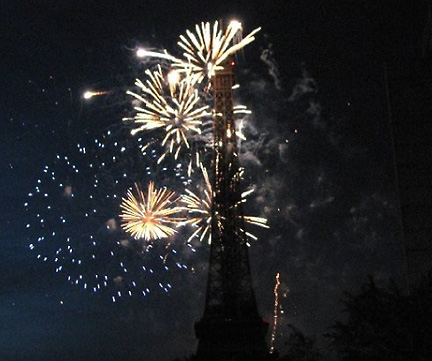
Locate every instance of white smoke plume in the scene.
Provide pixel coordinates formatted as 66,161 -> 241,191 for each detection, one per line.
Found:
260,41 -> 282,91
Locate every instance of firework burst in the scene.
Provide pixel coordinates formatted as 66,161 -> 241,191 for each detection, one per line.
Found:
173,20 -> 261,84
180,166 -> 269,244
124,65 -> 211,166
120,182 -> 184,241
135,21 -> 260,85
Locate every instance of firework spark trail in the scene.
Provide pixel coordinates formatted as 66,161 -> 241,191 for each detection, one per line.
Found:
120,182 -> 185,241
179,165 -> 213,243
270,272 -> 281,354
136,49 -> 179,63
83,90 -> 108,99
124,65 -> 211,168
179,165 -> 269,244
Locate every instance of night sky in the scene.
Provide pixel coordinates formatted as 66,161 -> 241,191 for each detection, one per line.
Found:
0,1 -> 427,360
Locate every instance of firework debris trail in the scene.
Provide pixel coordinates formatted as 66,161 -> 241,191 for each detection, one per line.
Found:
270,272 -> 281,354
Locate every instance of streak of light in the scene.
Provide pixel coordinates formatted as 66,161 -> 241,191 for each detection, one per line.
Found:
82,90 -> 107,100
270,272 -> 281,354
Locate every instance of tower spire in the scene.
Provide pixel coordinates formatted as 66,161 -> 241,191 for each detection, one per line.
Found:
194,61 -> 270,361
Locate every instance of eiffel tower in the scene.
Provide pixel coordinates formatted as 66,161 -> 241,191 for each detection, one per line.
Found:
194,62 -> 270,361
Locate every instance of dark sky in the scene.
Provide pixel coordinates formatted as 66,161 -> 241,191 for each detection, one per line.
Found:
0,1 -> 427,360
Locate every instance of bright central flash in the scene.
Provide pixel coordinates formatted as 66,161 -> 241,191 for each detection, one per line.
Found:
167,70 -> 180,85
136,48 -> 147,58
229,20 -> 242,31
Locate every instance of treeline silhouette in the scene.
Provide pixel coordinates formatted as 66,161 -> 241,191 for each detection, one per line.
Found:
174,270 -> 432,361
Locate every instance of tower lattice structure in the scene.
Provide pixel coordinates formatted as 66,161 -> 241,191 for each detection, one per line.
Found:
194,63 -> 270,361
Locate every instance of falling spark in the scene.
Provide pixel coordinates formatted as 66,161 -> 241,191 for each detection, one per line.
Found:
120,182 -> 184,241
136,48 -> 178,62
124,65 -> 211,163
270,272 -> 281,354
83,90 -> 107,99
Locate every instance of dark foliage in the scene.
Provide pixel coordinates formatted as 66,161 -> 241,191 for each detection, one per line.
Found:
328,273 -> 432,361
279,325 -> 324,361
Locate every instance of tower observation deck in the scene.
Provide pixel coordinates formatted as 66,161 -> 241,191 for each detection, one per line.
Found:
194,62 -> 270,361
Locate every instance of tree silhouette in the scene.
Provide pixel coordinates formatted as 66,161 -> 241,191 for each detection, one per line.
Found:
279,325 -> 323,361
328,273 -> 432,361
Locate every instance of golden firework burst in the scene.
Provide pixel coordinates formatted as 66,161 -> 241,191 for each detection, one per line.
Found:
134,20 -> 260,85
174,20 -> 261,83
124,65 -> 211,162
120,182 -> 184,241
179,166 -> 269,244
